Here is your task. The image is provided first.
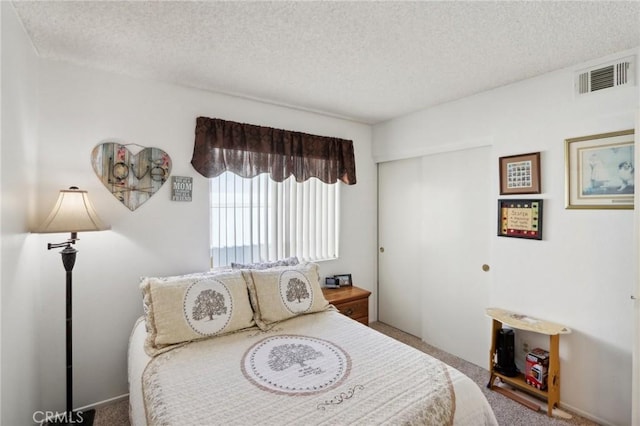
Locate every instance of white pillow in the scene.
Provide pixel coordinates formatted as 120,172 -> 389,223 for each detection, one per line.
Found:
243,263 -> 330,330
140,270 -> 255,356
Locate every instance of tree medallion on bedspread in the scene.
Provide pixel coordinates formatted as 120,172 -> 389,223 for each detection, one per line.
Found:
241,335 -> 351,395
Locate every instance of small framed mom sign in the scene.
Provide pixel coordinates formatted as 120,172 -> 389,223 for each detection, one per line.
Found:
497,199 -> 543,240
171,176 -> 193,201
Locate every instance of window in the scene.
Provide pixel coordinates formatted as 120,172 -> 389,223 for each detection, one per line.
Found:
210,172 -> 340,267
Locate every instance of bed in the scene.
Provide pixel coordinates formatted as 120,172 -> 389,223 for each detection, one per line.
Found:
129,263 -> 498,426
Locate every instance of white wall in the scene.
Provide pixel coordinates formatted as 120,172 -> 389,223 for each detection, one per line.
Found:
373,49 -> 639,425
29,59 -> 376,414
1,3 -> 42,425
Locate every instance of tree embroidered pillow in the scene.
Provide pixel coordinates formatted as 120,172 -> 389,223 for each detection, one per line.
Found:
244,263 -> 330,330
140,270 -> 255,356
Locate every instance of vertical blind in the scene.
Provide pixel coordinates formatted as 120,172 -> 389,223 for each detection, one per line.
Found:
210,172 -> 340,266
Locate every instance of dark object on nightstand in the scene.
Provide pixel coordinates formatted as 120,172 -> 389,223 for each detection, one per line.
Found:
325,277 -> 340,288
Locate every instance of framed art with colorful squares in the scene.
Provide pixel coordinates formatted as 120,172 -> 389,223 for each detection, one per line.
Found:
497,199 -> 543,240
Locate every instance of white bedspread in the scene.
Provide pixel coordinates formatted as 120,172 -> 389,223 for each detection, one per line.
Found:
130,311 -> 497,426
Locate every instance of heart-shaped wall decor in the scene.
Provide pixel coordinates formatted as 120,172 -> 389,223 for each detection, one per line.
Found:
91,143 -> 172,211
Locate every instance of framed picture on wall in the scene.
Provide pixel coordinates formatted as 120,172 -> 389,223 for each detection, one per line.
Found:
497,199 -> 543,240
499,152 -> 541,195
565,129 -> 634,209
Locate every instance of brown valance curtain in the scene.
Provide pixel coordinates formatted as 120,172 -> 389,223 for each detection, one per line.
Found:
191,117 -> 357,185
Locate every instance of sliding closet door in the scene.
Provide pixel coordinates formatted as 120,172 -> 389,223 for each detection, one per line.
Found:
420,146 -> 492,368
378,157 -> 423,337
378,146 -> 492,368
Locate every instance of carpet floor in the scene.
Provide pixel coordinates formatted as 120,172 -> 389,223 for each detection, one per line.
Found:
96,321 -> 598,426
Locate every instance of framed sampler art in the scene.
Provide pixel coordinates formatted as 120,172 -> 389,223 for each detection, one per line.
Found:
499,152 -> 541,195
565,129 -> 634,209
497,199 -> 543,240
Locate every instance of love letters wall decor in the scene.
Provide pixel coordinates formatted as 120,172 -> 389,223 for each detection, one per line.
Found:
91,142 -> 172,211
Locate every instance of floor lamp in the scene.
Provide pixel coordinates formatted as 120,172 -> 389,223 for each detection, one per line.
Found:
35,187 -> 110,426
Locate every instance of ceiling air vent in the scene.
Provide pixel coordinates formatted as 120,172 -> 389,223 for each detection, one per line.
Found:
576,56 -> 635,95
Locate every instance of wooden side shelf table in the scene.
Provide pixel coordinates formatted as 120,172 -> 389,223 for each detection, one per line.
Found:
322,285 -> 371,326
486,307 -> 571,417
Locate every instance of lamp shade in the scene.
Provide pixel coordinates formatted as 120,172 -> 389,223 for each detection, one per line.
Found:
35,187 -> 110,233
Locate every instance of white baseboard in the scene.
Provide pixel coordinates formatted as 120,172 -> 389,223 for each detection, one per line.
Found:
39,396 -> 130,426
497,381 -> 614,426
76,393 -> 129,412
558,401 -> 613,426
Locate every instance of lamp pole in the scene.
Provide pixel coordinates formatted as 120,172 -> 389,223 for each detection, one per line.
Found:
47,238 -> 95,425
60,244 -> 76,418
47,236 -> 94,425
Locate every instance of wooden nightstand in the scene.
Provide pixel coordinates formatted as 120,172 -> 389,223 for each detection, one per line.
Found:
321,286 -> 371,326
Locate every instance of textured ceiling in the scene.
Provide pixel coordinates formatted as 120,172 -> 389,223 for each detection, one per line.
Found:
12,1 -> 640,124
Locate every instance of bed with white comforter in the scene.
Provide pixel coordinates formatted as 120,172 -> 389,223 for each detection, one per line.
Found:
129,263 -> 497,425
129,309 -> 497,425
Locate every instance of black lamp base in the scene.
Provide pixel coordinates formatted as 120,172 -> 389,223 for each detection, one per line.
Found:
44,409 -> 94,426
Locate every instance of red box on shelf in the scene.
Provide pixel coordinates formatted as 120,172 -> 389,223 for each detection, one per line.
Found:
525,348 -> 549,390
